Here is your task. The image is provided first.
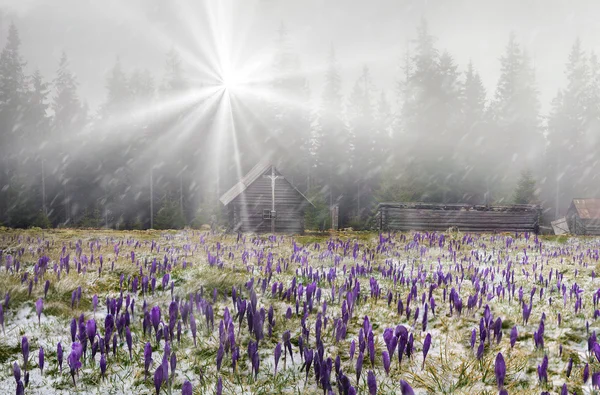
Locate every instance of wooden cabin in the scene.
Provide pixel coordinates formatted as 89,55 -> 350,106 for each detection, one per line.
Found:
376,202 -> 541,233
219,160 -> 314,234
566,198 -> 600,235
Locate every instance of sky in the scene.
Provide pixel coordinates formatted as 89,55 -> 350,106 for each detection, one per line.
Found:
0,0 -> 598,114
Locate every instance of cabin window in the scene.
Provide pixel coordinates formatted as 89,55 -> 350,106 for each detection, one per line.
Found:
263,209 -> 276,219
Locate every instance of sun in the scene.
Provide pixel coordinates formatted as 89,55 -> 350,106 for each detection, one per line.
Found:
220,68 -> 242,91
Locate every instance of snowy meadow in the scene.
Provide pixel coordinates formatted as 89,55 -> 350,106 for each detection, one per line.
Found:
1,229 -> 600,394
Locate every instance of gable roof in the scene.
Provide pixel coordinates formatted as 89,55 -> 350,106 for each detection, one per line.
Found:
219,160 -> 314,207
569,198 -> 600,219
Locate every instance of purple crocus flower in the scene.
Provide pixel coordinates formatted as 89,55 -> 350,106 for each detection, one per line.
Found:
100,354 -> 107,378
21,336 -> 29,370
367,370 -> 377,395
274,343 -> 282,376
356,351 -> 364,383
216,343 -> 224,371
35,298 -> 43,324
170,351 -> 177,383
476,342 -> 484,360
13,362 -> 21,383
566,357 -> 573,378
367,332 -> 375,368
153,366 -> 163,395
216,376 -> 223,395
126,326 -> 133,360
593,372 -> 600,388
68,342 -> 82,386
86,319 -> 97,343
39,346 -> 44,374
57,342 -> 63,372
537,354 -> 548,383
151,306 -> 161,333
495,352 -> 505,389
190,313 -> 197,347
422,333 -> 431,370
350,339 -> 356,360
584,363 -> 590,383
304,348 -> 314,384
510,326 -> 517,348
382,351 -> 390,375
182,380 -> 192,395
70,318 -> 77,342
400,380 -> 415,395
144,342 -> 153,379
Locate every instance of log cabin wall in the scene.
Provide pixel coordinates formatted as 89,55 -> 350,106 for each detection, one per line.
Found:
377,202 -> 541,233
229,171 -> 307,234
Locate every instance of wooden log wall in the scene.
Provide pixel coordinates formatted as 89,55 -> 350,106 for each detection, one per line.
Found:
377,202 -> 541,233
230,176 -> 307,234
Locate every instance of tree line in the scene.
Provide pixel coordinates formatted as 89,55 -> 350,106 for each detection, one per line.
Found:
0,19 -> 596,230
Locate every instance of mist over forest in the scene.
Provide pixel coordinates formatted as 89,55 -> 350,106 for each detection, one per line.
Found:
0,0 -> 599,230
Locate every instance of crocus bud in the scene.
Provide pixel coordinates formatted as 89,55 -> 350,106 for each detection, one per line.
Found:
216,376 -> 223,395
495,352 -> 505,389
356,351 -> 363,383
126,326 -> 133,360
400,380 -> 415,395
57,342 -> 63,372
510,326 -> 517,348
182,380 -> 192,395
274,343 -> 282,376
144,342 -> 153,379
584,363 -> 590,383
153,366 -> 163,395
422,333 -> 431,370
39,347 -> 44,374
21,337 -> 29,370
190,313 -> 197,347
367,370 -> 377,395
100,354 -> 107,378
13,362 -> 21,383
35,298 -> 43,324
382,351 -> 390,375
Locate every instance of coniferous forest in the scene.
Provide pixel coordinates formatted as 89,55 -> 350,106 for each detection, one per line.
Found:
1,8 -> 599,230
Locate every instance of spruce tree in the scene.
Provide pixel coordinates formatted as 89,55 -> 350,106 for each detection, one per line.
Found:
490,33 -> 541,178
513,169 -> 537,204
315,45 -> 347,222
0,22 -> 28,225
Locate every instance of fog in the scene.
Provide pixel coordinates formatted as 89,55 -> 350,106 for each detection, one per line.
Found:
0,0 -> 598,230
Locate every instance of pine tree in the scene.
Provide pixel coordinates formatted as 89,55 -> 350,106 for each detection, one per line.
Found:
513,169 -> 537,204
26,69 -> 51,220
546,39 -> 592,215
315,45 -> 348,223
102,57 -> 131,121
490,33 -> 541,177
0,22 -> 27,141
52,52 -> 84,136
269,24 -> 312,189
51,51 -> 86,225
347,65 -> 376,221
0,22 -> 28,225
162,48 -> 186,94
459,61 -> 488,203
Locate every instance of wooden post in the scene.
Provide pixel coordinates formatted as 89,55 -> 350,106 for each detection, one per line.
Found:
271,166 -> 276,233
41,159 -> 46,216
150,168 -> 154,229
264,166 -> 282,233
